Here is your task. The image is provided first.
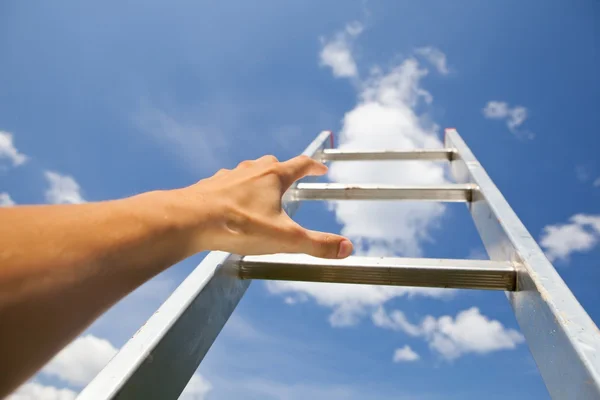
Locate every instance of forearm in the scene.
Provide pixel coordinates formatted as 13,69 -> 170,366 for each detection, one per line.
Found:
0,155 -> 352,397
0,190 -> 198,396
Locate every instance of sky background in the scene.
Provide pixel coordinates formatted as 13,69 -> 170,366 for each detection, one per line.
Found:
2,1 -> 600,399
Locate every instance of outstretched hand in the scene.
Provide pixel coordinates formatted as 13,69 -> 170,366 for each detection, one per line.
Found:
179,154 -> 353,259
0,153 -> 354,396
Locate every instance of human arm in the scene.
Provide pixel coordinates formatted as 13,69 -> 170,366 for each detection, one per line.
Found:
0,155 -> 353,397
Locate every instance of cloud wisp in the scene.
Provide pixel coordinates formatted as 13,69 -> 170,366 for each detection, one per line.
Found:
482,101 -> 533,139
540,214 -> 600,262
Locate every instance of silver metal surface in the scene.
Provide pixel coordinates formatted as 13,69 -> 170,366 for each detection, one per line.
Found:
283,131 -> 333,216
289,183 -> 477,202
234,254 -> 516,291
77,252 -> 248,400
446,128 -> 600,399
318,148 -> 455,162
78,131 -> 334,400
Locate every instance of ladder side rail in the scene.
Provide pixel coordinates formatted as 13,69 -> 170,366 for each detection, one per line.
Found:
445,128 -> 600,399
77,252 -> 248,400
77,131 -> 333,400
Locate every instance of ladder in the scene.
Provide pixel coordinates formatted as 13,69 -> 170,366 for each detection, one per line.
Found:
77,129 -> 600,399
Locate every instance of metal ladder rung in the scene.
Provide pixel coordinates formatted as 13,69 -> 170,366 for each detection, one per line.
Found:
290,183 -> 477,202
235,254 -> 516,291
319,148 -> 455,161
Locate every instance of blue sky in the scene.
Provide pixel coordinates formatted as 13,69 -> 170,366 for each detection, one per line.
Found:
2,1 -> 600,399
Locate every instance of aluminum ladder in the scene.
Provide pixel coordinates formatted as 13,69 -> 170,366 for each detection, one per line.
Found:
78,129 -> 600,399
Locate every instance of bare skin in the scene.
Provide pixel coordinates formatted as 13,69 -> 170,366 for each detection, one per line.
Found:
0,154 -> 353,397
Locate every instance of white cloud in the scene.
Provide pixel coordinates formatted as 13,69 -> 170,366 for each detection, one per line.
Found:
319,22 -> 363,78
594,177 -> 600,187
267,281 -> 451,327
42,334 -> 118,387
327,57 -> 446,258
374,307 -> 524,360
393,345 -> 420,362
482,101 -> 533,139
0,131 -> 27,166
540,214 -> 600,262
1,192 -> 16,206
269,24 -> 453,327
180,374 -> 212,400
44,171 -> 86,204
506,106 -> 528,131
422,307 -> 524,360
372,307 -> 422,336
415,47 -> 449,75
7,382 -> 76,400
345,21 -> 364,36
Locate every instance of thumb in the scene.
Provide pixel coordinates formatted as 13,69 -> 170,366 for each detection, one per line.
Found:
299,229 -> 353,259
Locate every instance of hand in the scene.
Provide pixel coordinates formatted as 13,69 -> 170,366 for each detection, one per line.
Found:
177,155 -> 353,259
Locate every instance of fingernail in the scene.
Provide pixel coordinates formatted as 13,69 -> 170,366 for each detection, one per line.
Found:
337,240 -> 353,258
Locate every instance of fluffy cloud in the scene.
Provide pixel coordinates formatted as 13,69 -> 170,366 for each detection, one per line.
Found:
482,101 -> 533,139
267,281 -> 451,327
269,24 -> 453,326
44,171 -> 86,204
9,333 -> 211,399
540,214 -> 600,262
327,54 -> 446,258
180,374 -> 213,400
373,307 -> 524,360
1,192 -> 16,206
595,178 -> 600,187
393,345 -> 420,362
372,306 -> 422,336
415,46 -> 449,75
319,22 -> 363,78
0,131 -> 27,166
422,308 -> 524,360
7,382 -> 77,400
42,334 -> 118,387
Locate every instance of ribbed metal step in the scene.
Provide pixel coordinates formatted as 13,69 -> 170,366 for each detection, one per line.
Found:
288,183 -> 478,202
234,254 -> 516,291
319,148 -> 456,161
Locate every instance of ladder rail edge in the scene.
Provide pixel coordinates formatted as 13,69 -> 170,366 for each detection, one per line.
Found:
76,252 -> 248,400
446,128 -> 600,398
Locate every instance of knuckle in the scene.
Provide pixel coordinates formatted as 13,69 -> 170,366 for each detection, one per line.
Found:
237,160 -> 253,168
266,165 -> 283,177
312,233 -> 336,258
257,155 -> 278,164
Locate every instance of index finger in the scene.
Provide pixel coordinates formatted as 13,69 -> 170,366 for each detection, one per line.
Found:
277,155 -> 328,190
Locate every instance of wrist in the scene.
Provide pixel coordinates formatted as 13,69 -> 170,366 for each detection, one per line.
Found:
130,189 -> 220,258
